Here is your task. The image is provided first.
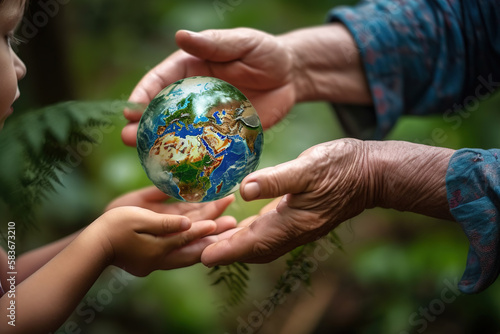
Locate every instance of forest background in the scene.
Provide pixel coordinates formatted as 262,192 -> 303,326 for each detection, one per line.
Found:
2,0 -> 500,333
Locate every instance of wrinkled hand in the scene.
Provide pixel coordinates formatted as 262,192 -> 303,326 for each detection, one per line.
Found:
98,187 -> 237,275
201,139 -> 371,266
122,28 -> 297,146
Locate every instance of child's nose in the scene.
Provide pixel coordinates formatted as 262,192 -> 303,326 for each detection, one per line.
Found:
13,52 -> 27,80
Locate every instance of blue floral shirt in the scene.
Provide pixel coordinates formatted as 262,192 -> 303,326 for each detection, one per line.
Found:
328,0 -> 500,293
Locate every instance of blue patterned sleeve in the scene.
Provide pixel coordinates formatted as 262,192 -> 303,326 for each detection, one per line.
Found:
325,0 -> 500,293
327,0 -> 500,139
446,149 -> 500,293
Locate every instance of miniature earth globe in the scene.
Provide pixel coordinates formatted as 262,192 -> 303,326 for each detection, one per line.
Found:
136,76 -> 264,202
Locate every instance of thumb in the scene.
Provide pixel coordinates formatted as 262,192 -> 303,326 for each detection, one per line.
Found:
240,158 -> 313,201
176,28 -> 266,63
121,122 -> 138,147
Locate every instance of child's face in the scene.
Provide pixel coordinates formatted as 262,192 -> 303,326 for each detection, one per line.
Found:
0,0 -> 26,129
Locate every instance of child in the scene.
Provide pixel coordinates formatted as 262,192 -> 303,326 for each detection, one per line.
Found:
0,0 -> 237,332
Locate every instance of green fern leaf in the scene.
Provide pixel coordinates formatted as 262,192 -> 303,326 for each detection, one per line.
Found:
210,263 -> 251,313
0,100 -> 141,231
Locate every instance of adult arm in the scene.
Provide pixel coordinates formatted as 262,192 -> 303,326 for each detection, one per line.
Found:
202,144 -> 500,294
328,0 -> 500,139
121,24 -> 371,146
201,139 -> 454,264
328,0 -> 500,293
446,149 -> 500,293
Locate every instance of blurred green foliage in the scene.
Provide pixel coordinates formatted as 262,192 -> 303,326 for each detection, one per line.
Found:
1,0 -> 500,333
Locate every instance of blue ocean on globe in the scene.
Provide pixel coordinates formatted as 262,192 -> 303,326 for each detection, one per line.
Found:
136,76 -> 264,202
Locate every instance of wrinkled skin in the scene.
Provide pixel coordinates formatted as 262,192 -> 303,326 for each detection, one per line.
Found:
201,139 -> 370,265
201,139 -> 454,266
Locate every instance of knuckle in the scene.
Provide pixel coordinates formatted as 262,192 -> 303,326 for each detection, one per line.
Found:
265,168 -> 285,196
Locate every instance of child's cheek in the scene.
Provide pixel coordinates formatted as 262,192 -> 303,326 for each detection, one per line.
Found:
0,64 -> 18,125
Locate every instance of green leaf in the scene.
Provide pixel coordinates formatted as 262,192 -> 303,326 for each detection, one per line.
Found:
0,100 -> 140,230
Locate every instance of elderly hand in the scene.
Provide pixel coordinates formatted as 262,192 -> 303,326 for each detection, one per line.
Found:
122,27 -> 296,146
121,24 -> 371,146
201,139 -> 455,266
201,139 -> 370,265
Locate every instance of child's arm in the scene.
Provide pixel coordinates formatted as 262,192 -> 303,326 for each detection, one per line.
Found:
11,231 -> 82,283
0,204 -> 231,333
7,186 -> 235,287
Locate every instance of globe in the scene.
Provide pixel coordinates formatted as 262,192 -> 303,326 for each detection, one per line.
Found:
136,76 -> 264,202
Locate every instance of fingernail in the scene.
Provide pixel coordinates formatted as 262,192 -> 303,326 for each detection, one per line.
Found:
243,182 -> 260,200
183,29 -> 201,38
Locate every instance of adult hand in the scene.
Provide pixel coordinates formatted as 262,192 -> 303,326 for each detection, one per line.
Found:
201,139 -> 370,265
122,28 -> 296,146
122,24 -> 371,146
201,139 -> 454,266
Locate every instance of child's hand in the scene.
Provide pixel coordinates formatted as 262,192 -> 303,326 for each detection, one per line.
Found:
105,185 -> 237,237
98,186 -> 238,274
88,206 -> 219,276
105,185 -> 235,222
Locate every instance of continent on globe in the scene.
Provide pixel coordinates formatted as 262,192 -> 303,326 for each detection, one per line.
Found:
136,76 -> 264,202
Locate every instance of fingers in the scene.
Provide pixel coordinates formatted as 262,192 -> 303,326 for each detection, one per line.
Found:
200,228 -> 266,266
159,226 -> 242,270
199,198 -> 286,267
160,241 -> 210,269
175,28 -> 281,88
122,51 -> 186,147
151,220 -> 218,270
108,186 -> 170,211
107,188 -> 236,225
127,27 -> 268,110
126,208 -> 191,235
161,220 -> 217,253
128,50 -> 188,106
123,51 -> 211,147
181,195 -> 235,221
121,122 -> 139,147
145,194 -> 235,219
136,186 -> 170,202
213,216 -> 237,234
123,51 -> 192,148
240,158 -> 313,201
176,28 -> 266,62
200,231 -> 255,267
201,209 -> 292,266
